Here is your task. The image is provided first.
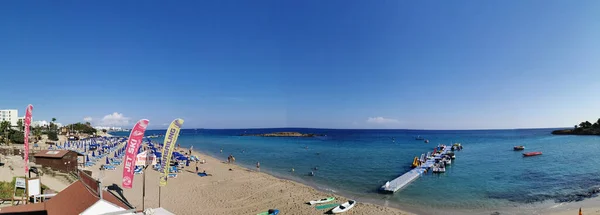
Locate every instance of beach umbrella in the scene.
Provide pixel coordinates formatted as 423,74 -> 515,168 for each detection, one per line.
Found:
86,155 -> 90,162
114,152 -> 117,157
106,157 -> 109,165
92,151 -> 95,157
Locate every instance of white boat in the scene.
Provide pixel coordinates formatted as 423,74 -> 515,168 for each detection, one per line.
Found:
332,200 -> 356,213
433,166 -> 446,173
309,197 -> 335,205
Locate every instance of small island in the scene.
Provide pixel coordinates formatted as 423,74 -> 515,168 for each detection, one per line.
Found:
240,132 -> 324,137
552,119 -> 600,135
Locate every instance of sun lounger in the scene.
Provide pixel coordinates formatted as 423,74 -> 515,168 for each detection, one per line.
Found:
168,173 -> 177,178
104,165 -> 116,170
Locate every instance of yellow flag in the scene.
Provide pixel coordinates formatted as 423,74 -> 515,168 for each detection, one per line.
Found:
159,118 -> 184,186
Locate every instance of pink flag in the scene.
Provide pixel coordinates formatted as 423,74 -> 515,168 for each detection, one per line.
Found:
122,119 -> 149,189
24,104 -> 33,175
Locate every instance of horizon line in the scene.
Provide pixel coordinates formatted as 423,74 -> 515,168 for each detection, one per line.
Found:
109,126 -> 572,131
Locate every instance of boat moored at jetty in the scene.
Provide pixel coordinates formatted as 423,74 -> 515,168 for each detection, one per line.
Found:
380,143 -> 463,193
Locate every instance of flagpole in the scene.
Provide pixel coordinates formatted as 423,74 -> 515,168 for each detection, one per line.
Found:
142,165 -> 147,211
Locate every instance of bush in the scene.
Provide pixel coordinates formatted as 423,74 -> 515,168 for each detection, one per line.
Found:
48,132 -> 59,141
9,130 -> 24,144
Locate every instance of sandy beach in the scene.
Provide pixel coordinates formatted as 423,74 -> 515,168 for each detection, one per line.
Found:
84,144 -> 413,215
4,133 -> 600,215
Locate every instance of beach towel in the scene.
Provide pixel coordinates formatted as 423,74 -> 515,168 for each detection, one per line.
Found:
198,172 -> 208,177
315,203 -> 339,210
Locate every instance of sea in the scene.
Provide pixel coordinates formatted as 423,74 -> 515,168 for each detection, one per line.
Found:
111,128 -> 600,215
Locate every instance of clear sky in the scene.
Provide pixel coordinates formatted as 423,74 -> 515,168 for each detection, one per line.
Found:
1,1 -> 599,129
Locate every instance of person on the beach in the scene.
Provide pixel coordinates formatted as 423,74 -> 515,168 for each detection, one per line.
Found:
220,148 -> 223,153
196,166 -> 199,174
256,162 -> 260,171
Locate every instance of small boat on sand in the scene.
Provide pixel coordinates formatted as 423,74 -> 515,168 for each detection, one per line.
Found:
523,152 -> 542,157
514,146 -> 525,151
309,197 -> 335,205
332,200 -> 356,213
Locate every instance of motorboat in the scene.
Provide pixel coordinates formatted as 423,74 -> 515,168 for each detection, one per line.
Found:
433,166 -> 446,173
523,151 -> 542,157
514,146 -> 525,151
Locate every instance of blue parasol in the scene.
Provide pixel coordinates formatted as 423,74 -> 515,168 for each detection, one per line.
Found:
92,151 -> 95,157
106,156 -> 109,165
86,155 -> 90,162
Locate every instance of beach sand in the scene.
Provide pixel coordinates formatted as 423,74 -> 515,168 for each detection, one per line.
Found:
4,133 -> 600,214
86,147 -> 413,215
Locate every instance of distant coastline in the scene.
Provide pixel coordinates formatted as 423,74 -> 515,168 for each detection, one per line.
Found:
239,131 -> 324,137
552,119 -> 600,135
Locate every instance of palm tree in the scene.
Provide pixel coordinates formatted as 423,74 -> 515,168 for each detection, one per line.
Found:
33,126 -> 42,143
17,119 -> 23,132
1,121 -> 11,145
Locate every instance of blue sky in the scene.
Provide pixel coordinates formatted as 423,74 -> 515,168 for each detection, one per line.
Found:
1,1 -> 599,129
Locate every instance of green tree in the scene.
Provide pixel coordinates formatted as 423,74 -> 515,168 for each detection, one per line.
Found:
1,121 -> 11,145
33,126 -> 42,142
48,132 -> 59,141
16,119 -> 23,132
9,130 -> 24,144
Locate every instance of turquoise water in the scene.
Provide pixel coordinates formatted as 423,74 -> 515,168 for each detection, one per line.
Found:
113,128 -> 600,214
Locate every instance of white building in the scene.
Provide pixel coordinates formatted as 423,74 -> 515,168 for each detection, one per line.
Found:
0,109 -> 19,126
32,120 -> 62,128
32,120 -> 49,127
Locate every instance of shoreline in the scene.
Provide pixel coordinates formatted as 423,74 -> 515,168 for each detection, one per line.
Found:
84,142 -> 413,215
188,147 -> 600,215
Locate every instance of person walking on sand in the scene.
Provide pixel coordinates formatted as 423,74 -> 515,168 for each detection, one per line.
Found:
196,165 -> 199,174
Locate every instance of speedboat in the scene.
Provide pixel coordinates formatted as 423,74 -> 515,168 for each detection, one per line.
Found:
332,200 -> 356,213
514,146 -> 525,151
523,151 -> 542,157
433,166 -> 446,173
415,136 -> 424,140
443,158 -> 451,165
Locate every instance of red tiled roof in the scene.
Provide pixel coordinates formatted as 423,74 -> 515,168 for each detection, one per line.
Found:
0,201 -> 46,214
0,181 -> 131,215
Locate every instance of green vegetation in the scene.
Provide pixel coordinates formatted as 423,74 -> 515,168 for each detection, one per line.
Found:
65,122 -> 97,135
1,121 -> 11,145
0,177 -> 51,198
552,118 -> 600,135
48,132 -> 59,141
17,119 -> 23,132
